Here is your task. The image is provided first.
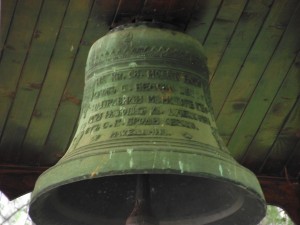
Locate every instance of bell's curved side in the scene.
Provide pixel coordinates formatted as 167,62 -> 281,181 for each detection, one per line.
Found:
29,24 -> 266,225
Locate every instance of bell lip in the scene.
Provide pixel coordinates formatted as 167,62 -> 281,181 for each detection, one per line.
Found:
30,150 -> 266,206
30,150 -> 266,225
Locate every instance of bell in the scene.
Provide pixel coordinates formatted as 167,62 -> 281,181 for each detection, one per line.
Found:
29,23 -> 266,225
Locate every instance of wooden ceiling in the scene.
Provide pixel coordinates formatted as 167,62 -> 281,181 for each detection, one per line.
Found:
0,0 -> 299,220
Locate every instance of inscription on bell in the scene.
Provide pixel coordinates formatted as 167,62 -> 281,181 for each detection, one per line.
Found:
93,69 -> 205,87
70,66 -> 219,152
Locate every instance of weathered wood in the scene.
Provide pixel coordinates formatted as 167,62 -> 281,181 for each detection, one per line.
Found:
0,0 -> 17,52
0,0 -> 42,144
0,0 -> 69,163
159,0 -> 197,29
109,0 -> 144,28
18,0 -> 97,164
210,0 -> 272,116
203,0 -> 247,78
258,176 -> 300,225
286,140 -> 300,178
242,53 -> 300,172
109,0 -> 197,30
0,164 -> 47,200
186,0 -> 222,44
216,0 -> 298,146
225,2 -> 300,161
40,0 -> 119,165
260,98 -> 300,174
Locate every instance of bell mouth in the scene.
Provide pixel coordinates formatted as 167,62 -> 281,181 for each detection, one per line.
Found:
30,149 -> 266,225
30,174 -> 264,225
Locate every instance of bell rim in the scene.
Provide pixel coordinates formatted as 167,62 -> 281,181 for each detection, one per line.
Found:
30,149 -> 266,225
30,149 -> 265,205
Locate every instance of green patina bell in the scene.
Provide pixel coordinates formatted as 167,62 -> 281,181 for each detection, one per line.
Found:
29,24 -> 266,225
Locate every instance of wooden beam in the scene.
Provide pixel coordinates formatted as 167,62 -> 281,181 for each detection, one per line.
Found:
0,164 -> 47,200
258,176 -> 300,225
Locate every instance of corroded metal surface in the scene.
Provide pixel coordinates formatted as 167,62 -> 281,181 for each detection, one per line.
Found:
29,24 -> 266,225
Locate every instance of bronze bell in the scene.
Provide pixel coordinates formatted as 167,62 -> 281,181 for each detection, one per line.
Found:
29,24 -> 266,225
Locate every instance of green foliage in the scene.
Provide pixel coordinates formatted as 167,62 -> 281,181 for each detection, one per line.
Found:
259,206 -> 294,225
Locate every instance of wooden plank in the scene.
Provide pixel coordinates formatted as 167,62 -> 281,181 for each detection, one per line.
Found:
242,53 -> 300,172
0,0 -> 17,52
0,0 -> 42,142
225,2 -> 300,161
159,0 -> 197,29
38,0 -> 119,165
258,176 -> 300,225
0,0 -> 70,163
0,163 -> 47,200
202,0 -> 247,78
17,0 -> 98,164
110,0 -> 144,28
133,0 -> 170,24
186,0 -> 222,44
260,98 -> 300,174
210,0 -> 272,116
110,0 -> 197,30
286,140 -> 300,178
216,0 -> 298,146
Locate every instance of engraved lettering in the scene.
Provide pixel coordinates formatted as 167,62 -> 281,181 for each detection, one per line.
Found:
81,65 -> 211,143
169,109 -> 210,125
114,119 -> 125,127
91,134 -> 101,142
95,74 -> 109,86
92,96 -> 144,110
146,69 -> 206,87
180,87 -> 194,97
184,75 -> 202,87
150,107 -> 164,115
148,96 -> 194,110
103,122 -> 113,129
110,128 -> 170,138
105,107 -> 147,119
195,102 -> 209,113
147,70 -> 181,81
129,70 -> 143,79
85,48 -> 206,79
121,84 -> 133,92
92,86 -> 117,99
136,82 -> 175,92
127,117 -> 160,126
165,118 -> 198,130
84,124 -> 101,134
88,113 -> 103,124
112,72 -> 126,81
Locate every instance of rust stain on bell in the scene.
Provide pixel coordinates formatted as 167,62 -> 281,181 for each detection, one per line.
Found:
29,24 -> 266,225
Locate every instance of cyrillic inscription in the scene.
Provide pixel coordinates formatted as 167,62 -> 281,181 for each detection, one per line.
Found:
92,86 -> 117,99
73,67 -> 215,148
92,96 -> 144,111
105,107 -> 147,119
110,128 -> 171,138
91,69 -> 206,86
169,109 -> 210,125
